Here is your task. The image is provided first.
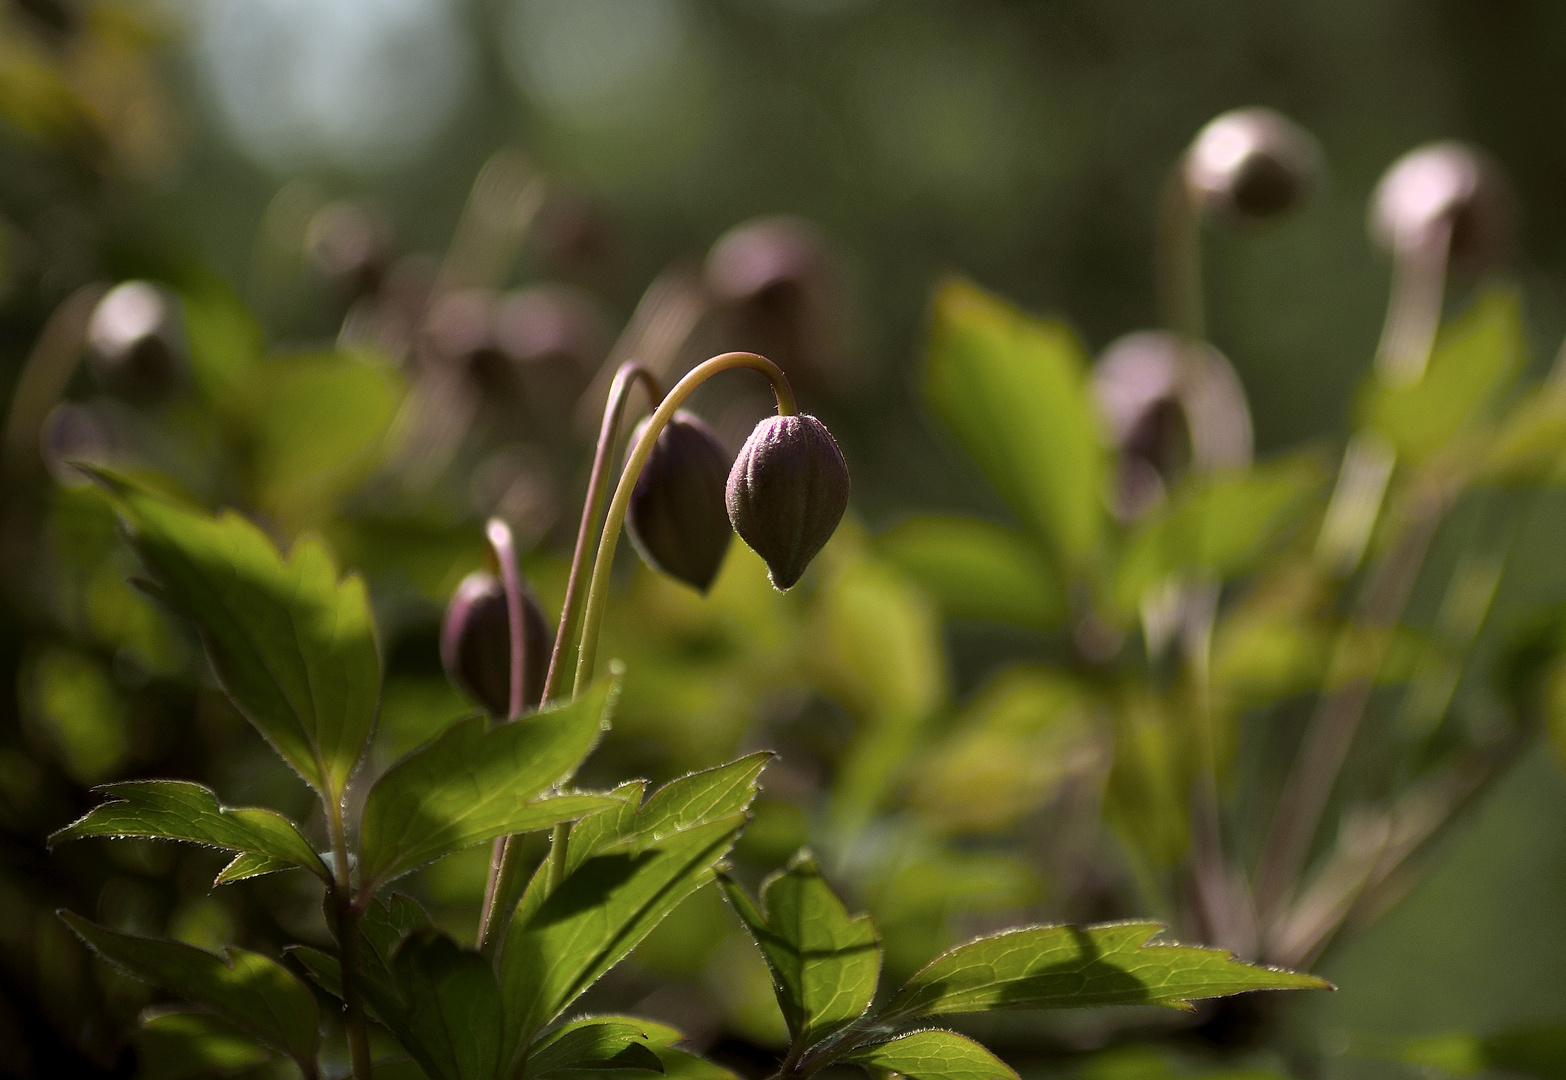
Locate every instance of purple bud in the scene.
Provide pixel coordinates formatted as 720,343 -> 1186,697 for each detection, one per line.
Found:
440,570 -> 549,717
305,200 -> 392,299
1184,108 -> 1322,220
85,282 -> 185,403
726,414 -> 849,591
626,410 -> 733,593
1370,141 -> 1512,265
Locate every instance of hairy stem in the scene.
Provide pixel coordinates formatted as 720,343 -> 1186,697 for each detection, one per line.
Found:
573,352 -> 797,696
328,801 -> 373,1080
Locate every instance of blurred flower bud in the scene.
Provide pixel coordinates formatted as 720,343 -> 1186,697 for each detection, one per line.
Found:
40,401 -> 121,487
423,288 -> 517,396
440,570 -> 550,717
305,200 -> 392,299
1094,331 -> 1252,520
85,281 -> 185,403
493,285 -> 610,372
726,414 -> 849,591
1184,108 -> 1322,220
626,410 -> 733,593
1370,141 -> 1512,265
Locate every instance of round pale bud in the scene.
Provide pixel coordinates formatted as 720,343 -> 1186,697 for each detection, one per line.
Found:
706,216 -> 827,307
1369,141 -> 1511,263
305,200 -> 391,297
492,285 -> 610,373
85,281 -> 185,402
440,569 -> 549,717
626,411 -> 733,593
726,414 -> 849,591
1184,108 -> 1322,220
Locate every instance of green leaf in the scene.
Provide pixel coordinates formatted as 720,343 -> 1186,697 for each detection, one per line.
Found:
880,515 -> 1064,631
527,1019 -> 666,1078
289,893 -> 436,1029
1111,459 -> 1321,613
843,1030 -> 1018,1080
1364,287 -> 1527,463
94,471 -> 380,801
881,922 -> 1330,1019
719,850 -> 880,1046
61,913 -> 319,1069
136,1009 -> 274,1080
500,815 -> 747,1050
1368,1027 -> 1566,1079
924,278 -> 1104,571
180,280 -> 264,413
531,1017 -> 740,1080
359,676 -> 621,887
51,780 -> 328,884
386,930 -> 506,1080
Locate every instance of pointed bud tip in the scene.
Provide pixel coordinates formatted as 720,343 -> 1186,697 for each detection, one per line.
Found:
726,413 -> 849,591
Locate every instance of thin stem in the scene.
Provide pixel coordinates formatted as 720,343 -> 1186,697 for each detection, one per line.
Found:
573,352 -> 797,696
487,518 -> 525,721
542,363 -> 663,704
1157,164 -> 1204,344
328,802 -> 373,1080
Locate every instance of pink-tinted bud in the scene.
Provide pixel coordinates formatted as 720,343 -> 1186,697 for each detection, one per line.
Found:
626,410 -> 733,593
439,570 -> 549,717
1370,141 -> 1512,264
85,282 -> 185,403
305,200 -> 392,298
726,414 -> 849,591
1184,108 -> 1322,220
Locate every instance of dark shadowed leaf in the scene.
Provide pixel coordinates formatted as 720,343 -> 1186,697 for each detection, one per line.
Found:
61,914 -> 318,1069
719,849 -> 880,1046
135,1009 -> 274,1080
51,780 -> 327,884
358,676 -> 620,888
843,1030 -> 1019,1080
881,922 -> 1329,1019
386,930 -> 505,1080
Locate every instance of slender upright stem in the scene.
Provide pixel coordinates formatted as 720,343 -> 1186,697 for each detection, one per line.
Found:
573,352 -> 797,696
1158,165 -> 1204,344
486,518 -> 525,721
328,801 -> 373,1080
542,363 -> 663,705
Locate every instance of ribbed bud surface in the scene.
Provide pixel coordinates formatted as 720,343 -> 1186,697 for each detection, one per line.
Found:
627,410 -> 733,593
440,570 -> 549,717
726,414 -> 849,590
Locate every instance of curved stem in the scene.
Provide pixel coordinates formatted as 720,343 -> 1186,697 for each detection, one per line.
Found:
485,519 -> 525,721
541,363 -> 663,705
574,352 -> 797,696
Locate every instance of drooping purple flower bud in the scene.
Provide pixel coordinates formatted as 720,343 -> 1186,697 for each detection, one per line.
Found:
1184,108 -> 1323,220
1369,141 -> 1512,265
626,410 -> 733,593
440,569 -> 549,717
85,282 -> 185,403
726,414 -> 849,590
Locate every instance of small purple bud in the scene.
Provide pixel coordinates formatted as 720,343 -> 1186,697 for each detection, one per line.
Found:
1370,141 -> 1512,265
85,282 -> 185,403
1184,108 -> 1322,220
440,570 -> 549,717
626,410 -> 733,593
725,414 -> 849,591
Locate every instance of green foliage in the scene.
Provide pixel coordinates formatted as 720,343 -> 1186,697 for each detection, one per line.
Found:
842,1030 -> 1019,1080
136,1010 -> 274,1080
925,278 -> 1105,572
381,930 -> 506,1080
51,779 -> 329,884
880,514 -> 1065,630
720,849 -> 881,1045
527,1018 -> 667,1077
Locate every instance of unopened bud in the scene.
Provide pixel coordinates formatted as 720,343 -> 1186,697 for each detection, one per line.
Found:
305,200 -> 392,298
440,570 -> 549,717
1184,108 -> 1322,220
626,411 -> 733,593
1370,141 -> 1511,264
726,414 -> 849,590
85,282 -> 185,403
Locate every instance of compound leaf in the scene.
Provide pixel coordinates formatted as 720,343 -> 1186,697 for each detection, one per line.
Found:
93,470 -> 379,802
881,922 -> 1330,1019
843,1030 -> 1019,1080
359,677 -> 620,888
61,913 -> 318,1070
719,849 -> 880,1046
51,780 -> 327,884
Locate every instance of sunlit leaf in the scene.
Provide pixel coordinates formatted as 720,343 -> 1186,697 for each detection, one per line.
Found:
527,1018 -> 666,1077
180,280 -> 264,413
62,914 -> 318,1069
358,676 -> 620,888
136,1009 -> 274,1080
719,849 -> 880,1046
924,278 -> 1104,571
51,780 -> 328,884
881,921 -> 1329,1019
880,515 -> 1064,631
843,1030 -> 1019,1080
93,470 -> 379,802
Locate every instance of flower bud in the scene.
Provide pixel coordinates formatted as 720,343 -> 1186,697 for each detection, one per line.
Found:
440,569 -> 549,717
1369,141 -> 1511,264
626,410 -> 733,593
85,281 -> 185,403
1184,108 -> 1322,220
726,414 -> 849,590
305,200 -> 392,299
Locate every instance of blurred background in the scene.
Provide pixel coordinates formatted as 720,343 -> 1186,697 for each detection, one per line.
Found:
6,1 -> 1566,1077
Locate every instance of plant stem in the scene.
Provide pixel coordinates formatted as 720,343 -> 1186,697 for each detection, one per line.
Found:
328,800 -> 373,1080
573,352 -> 797,696
1157,165 -> 1204,344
